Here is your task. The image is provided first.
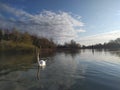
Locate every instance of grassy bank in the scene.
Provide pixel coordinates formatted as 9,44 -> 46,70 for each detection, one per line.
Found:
0,40 -> 35,52
0,28 -> 56,52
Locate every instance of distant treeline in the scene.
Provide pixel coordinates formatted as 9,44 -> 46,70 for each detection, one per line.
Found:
82,38 -> 120,49
0,28 -> 56,52
0,28 -> 119,52
0,28 -> 82,52
57,40 -> 81,49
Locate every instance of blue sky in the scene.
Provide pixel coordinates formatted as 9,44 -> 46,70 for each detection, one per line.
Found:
0,0 -> 120,45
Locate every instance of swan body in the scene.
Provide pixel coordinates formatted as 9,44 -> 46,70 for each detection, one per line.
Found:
39,60 -> 46,66
37,53 -> 46,67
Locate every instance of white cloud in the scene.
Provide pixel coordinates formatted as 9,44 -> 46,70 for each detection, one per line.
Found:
76,29 -> 86,33
0,3 -> 85,44
0,3 -> 32,19
78,30 -> 120,45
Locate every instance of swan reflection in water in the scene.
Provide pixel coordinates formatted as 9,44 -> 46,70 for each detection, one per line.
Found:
36,52 -> 47,80
36,64 -> 46,80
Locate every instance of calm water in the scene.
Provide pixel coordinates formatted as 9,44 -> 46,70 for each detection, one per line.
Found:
0,49 -> 120,90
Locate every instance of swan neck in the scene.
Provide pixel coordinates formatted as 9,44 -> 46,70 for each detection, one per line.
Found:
37,53 -> 40,61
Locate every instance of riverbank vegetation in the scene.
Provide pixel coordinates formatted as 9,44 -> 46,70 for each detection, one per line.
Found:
0,28 -> 56,52
57,40 -> 81,49
82,38 -> 120,49
0,28 -> 120,52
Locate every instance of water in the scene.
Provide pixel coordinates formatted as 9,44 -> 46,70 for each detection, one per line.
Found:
0,49 -> 120,90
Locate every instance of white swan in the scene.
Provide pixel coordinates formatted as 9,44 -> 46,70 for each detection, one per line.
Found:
37,53 -> 46,67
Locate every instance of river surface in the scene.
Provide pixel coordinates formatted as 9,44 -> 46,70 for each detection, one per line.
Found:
0,49 -> 120,90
